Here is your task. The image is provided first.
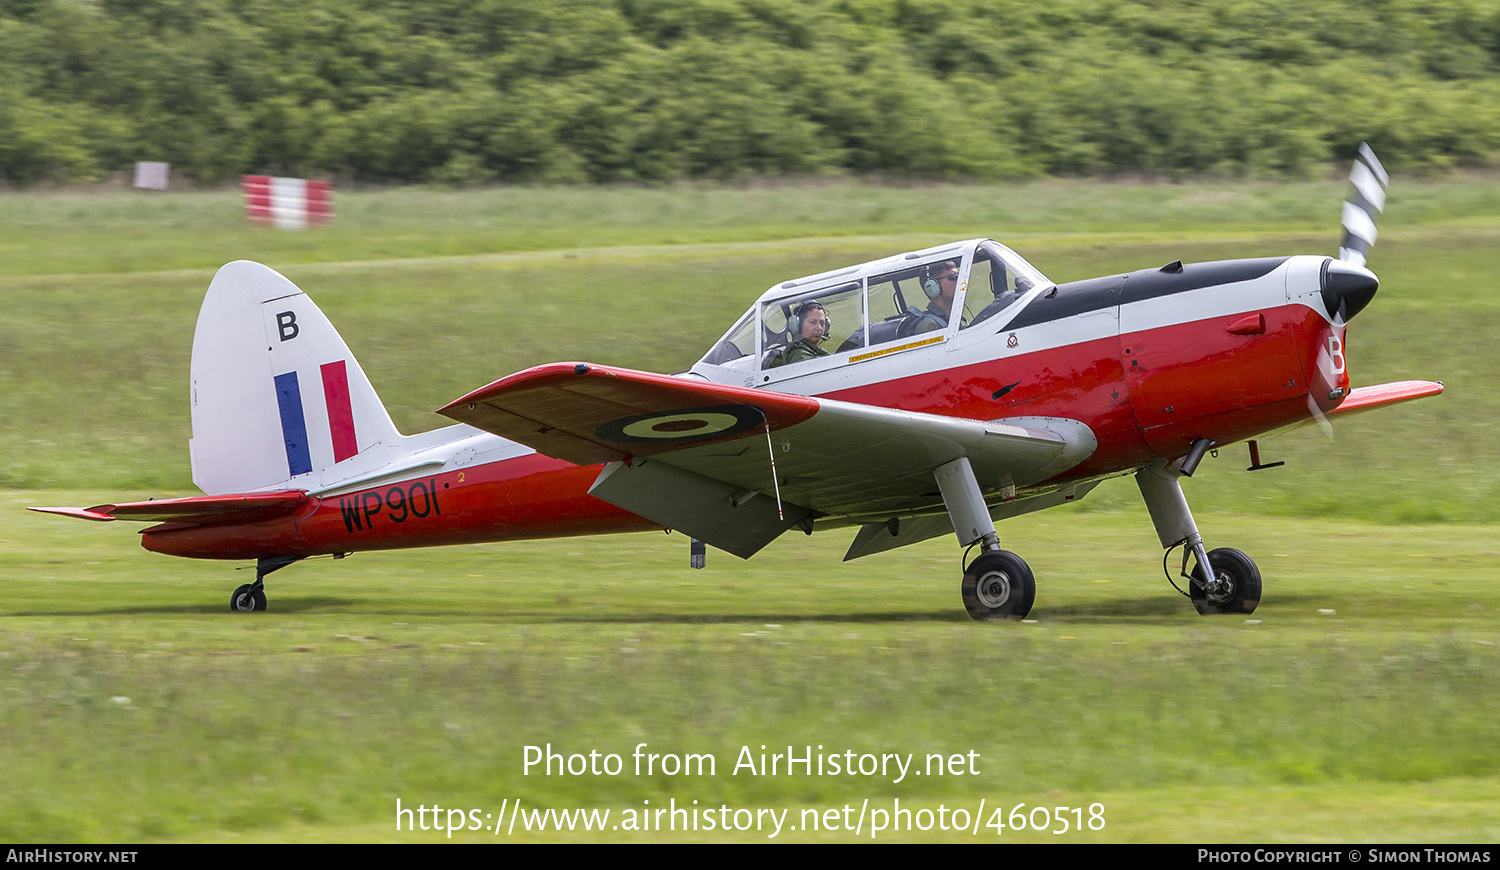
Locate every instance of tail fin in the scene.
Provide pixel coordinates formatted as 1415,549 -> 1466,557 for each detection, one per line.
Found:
189,261 -> 399,495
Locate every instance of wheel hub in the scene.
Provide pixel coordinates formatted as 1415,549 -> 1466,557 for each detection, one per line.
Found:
975,570 -> 1012,608
1205,570 -> 1234,602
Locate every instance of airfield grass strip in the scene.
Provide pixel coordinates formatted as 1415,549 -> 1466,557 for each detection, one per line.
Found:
3,621 -> 1498,841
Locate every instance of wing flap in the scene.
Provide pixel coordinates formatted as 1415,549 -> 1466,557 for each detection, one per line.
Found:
842,480 -> 1102,560
30,491 -> 311,526
588,460 -> 811,559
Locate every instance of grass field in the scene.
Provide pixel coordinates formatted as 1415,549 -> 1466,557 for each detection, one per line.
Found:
1,177 -> 1498,842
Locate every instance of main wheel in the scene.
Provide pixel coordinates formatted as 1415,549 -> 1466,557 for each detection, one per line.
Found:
230,583 -> 267,613
961,550 -> 1036,621
1189,547 -> 1261,615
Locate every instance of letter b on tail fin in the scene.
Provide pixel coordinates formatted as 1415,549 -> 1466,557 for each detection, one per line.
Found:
189,261 -> 399,494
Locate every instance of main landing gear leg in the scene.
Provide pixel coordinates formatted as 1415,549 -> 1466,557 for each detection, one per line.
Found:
936,456 -> 1036,621
1135,461 -> 1261,615
229,555 -> 306,613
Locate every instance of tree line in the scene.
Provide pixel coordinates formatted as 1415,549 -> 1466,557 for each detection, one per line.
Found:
4,0 -> 1500,185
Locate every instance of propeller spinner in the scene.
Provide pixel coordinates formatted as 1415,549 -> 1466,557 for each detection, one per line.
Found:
1322,259 -> 1379,325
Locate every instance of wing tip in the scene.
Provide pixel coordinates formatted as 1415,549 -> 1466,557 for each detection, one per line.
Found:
438,361 -> 602,417
1331,379 -> 1445,417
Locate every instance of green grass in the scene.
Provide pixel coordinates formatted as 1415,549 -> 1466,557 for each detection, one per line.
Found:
4,496 -> 1500,842
2,177 -> 1499,842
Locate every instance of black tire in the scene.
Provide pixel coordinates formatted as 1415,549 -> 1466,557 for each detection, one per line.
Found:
230,583 -> 267,613
961,550 -> 1036,621
1189,547 -> 1261,615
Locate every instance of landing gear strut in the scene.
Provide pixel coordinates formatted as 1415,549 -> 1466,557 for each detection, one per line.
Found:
1136,459 -> 1262,616
935,456 -> 1037,621
227,555 -> 306,613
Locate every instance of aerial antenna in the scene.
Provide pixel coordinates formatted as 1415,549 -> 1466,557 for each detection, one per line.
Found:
764,423 -> 784,521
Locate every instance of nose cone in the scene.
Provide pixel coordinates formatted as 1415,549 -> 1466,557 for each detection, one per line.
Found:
1321,259 -> 1379,322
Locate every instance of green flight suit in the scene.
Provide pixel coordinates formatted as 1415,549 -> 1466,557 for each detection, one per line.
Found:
772,338 -> 830,367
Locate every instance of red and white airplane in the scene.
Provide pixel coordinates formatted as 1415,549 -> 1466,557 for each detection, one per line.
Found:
34,147 -> 1442,618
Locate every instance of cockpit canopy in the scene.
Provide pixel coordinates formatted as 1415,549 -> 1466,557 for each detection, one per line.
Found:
697,239 -> 1052,375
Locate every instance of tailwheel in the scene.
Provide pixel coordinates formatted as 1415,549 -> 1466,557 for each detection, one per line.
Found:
1189,547 -> 1261,615
961,550 -> 1036,621
230,583 -> 267,613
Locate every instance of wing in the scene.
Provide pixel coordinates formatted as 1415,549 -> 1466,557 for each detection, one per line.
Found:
440,363 -> 1097,558
1330,380 -> 1444,419
438,362 -> 819,466
29,491 -> 311,527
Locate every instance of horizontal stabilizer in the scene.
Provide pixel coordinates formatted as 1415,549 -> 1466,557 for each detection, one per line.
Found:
30,491 -> 310,526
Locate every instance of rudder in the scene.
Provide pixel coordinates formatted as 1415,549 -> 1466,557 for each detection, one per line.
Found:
189,261 -> 399,494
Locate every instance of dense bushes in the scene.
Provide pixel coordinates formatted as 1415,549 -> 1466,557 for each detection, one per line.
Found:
3,0 -> 1500,184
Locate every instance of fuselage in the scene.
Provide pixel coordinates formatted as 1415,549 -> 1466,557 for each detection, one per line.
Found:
143,252 -> 1351,561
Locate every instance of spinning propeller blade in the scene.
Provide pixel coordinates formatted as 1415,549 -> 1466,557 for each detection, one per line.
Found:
1323,144 -> 1386,328
1306,386 -> 1335,442
1307,144 -> 1390,439
1338,143 -> 1388,268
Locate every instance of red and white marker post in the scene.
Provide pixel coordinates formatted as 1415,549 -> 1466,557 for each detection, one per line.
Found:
242,176 -> 335,229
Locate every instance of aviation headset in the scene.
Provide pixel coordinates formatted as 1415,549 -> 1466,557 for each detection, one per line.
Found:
922,261 -> 959,300
787,301 -> 831,341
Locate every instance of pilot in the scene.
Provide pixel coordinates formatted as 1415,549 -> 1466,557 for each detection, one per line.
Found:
906,260 -> 960,335
774,301 -> 832,366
